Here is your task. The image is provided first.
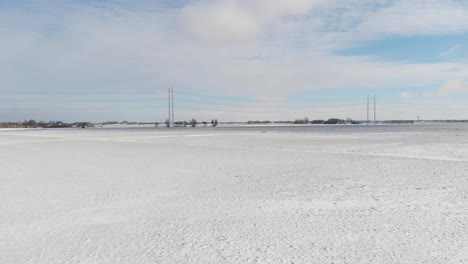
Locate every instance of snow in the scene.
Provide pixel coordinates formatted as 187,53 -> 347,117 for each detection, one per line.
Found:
1,124 -> 467,263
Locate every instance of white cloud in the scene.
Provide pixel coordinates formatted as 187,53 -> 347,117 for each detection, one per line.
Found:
399,92 -> 416,99
423,80 -> 468,97
353,0 -> 468,36
1,0 -> 468,121
179,0 -> 324,42
317,0 -> 468,49
422,91 -> 435,98
438,80 -> 468,96
180,1 -> 261,42
440,44 -> 462,58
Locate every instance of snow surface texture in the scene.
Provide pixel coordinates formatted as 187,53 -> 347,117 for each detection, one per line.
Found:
1,124 -> 467,263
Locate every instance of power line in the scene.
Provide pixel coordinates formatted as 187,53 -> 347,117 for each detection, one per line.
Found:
178,106 -> 366,114
174,98 -> 364,109
379,102 -> 462,112
0,88 -> 376,120
0,105 -> 167,110
0,98 -> 167,102
383,109 -> 423,114
380,102 -> 457,111
0,90 -> 165,95
174,91 -> 364,103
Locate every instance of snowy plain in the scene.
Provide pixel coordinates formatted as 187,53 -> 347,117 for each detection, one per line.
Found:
1,124 -> 467,263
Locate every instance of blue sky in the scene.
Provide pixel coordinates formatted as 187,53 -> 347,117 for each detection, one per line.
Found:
338,35 -> 468,63
1,0 -> 468,122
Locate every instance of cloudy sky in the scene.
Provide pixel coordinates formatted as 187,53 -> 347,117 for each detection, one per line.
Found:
1,0 -> 468,122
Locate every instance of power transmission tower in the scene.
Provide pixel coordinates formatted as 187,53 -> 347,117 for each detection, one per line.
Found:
168,88 -> 171,127
367,95 -> 376,125
367,95 -> 370,126
373,95 -> 376,125
171,88 -> 174,127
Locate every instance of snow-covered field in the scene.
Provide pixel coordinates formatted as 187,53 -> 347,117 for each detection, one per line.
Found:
1,124 -> 467,263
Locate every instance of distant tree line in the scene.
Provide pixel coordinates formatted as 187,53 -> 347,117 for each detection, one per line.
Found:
382,120 -> 414,124
0,120 -> 160,129
164,119 -> 219,128
293,117 -> 309,124
0,120 -> 99,128
0,120 -> 74,128
272,118 -> 361,125
1,117 -> 375,129
247,120 -> 272,124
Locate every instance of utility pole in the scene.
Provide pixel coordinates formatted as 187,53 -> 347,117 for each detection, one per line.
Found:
171,88 -> 174,128
168,88 -> 171,128
367,95 -> 369,126
374,95 -> 376,125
